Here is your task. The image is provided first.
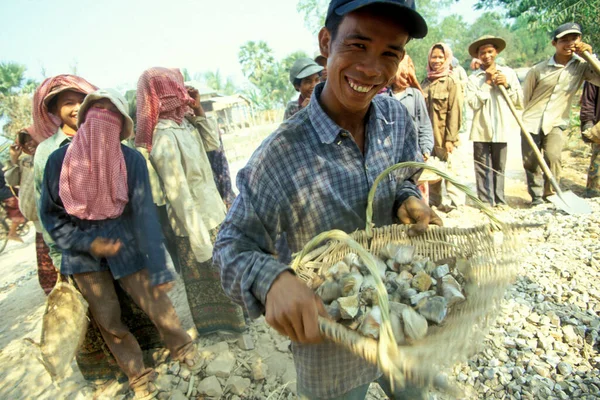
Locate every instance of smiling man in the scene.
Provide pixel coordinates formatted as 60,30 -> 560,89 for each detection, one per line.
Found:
215,1 -> 439,398
521,23 -> 600,206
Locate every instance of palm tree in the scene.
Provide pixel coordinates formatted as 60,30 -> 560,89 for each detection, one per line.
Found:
0,62 -> 26,95
238,41 -> 275,85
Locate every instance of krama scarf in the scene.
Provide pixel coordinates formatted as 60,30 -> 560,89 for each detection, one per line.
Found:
59,108 -> 128,220
135,67 -> 195,151
427,43 -> 454,81
393,55 -> 423,93
32,75 -> 97,143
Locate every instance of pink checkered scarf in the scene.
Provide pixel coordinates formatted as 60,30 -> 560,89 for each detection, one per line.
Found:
32,75 -> 97,143
59,108 -> 129,220
135,67 -> 194,151
427,43 -> 454,80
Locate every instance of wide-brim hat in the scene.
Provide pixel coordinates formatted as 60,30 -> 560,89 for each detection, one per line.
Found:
326,0 -> 428,39
43,86 -> 89,108
77,89 -> 134,141
468,35 -> 506,58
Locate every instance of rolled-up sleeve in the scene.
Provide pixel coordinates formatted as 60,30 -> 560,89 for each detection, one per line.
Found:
190,116 -> 220,152
414,91 -> 434,155
214,160 -> 292,318
393,111 -> 423,211
128,150 -> 173,286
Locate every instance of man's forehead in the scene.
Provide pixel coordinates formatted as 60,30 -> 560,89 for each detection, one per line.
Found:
558,33 -> 581,41
339,12 -> 408,45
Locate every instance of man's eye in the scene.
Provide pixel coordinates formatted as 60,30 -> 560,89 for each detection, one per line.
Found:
351,43 -> 366,49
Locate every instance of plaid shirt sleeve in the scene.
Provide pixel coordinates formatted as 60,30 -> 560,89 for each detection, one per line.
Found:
393,102 -> 423,210
214,142 -> 292,318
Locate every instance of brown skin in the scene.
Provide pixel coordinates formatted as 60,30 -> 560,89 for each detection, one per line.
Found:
186,86 -> 206,117
265,8 -> 443,345
429,48 -> 445,72
478,44 -> 508,88
51,90 -> 86,136
552,34 -> 592,65
294,73 -> 321,108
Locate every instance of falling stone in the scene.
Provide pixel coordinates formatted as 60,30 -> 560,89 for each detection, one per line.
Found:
252,359 -> 268,381
402,307 -> 428,341
412,271 -> 432,292
237,334 -> 255,351
417,296 -> 448,324
432,264 -> 450,279
441,275 -> 465,306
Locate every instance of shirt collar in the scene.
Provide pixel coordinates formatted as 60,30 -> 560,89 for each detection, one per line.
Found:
308,83 -> 388,144
548,54 -> 580,67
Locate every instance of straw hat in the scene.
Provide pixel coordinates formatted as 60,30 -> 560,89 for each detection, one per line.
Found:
468,35 -> 506,58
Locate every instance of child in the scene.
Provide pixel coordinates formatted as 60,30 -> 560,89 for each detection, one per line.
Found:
40,89 -> 202,399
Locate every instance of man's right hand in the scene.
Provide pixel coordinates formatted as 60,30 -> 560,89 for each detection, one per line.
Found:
90,238 -> 122,258
265,271 -> 326,344
9,144 -> 22,165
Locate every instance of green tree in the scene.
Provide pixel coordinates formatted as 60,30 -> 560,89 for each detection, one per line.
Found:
0,62 -> 38,137
473,0 -> 600,49
238,41 -> 309,110
297,0 -> 328,35
203,70 -> 237,96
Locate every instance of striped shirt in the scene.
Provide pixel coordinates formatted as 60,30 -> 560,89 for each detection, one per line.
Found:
214,83 -> 422,398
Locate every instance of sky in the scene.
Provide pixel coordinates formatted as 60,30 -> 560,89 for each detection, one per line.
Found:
0,0 -> 486,91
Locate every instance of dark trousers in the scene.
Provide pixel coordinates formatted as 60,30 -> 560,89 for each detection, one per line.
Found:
473,142 -> 507,206
521,128 -> 563,201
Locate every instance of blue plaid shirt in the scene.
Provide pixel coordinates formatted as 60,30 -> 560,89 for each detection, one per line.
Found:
214,83 -> 422,398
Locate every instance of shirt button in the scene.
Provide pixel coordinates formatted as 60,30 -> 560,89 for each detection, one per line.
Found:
341,132 -> 349,138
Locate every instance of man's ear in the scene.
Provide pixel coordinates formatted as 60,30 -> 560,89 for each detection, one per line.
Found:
318,27 -> 331,59
551,39 -> 557,47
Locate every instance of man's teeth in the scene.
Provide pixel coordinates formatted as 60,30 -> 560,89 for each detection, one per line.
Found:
348,80 -> 373,93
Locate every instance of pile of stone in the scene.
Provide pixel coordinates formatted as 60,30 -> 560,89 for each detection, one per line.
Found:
309,243 -> 467,344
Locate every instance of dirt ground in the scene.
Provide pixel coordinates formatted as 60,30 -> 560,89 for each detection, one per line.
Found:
0,120 -> 596,399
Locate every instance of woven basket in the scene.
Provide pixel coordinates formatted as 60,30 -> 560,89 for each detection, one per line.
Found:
291,162 -> 522,393
26,275 -> 89,379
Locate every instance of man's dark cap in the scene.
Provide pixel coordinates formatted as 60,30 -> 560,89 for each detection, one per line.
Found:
553,23 -> 582,39
326,0 -> 428,39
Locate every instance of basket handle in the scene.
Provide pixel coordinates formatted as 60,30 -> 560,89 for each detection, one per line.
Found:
365,161 -> 500,236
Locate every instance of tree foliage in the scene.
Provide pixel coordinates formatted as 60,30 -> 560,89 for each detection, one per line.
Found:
203,70 -> 237,96
0,62 -> 39,137
238,41 -> 308,110
473,0 -> 600,49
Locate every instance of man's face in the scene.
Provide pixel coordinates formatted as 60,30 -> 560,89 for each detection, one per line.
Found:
21,134 -> 37,155
298,73 -> 321,100
478,44 -> 498,69
553,33 -> 581,57
52,90 -> 86,131
319,8 -> 408,114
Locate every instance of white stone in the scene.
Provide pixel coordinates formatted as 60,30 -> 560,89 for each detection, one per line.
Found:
205,351 -> 236,378
226,376 -> 251,395
197,376 -> 223,397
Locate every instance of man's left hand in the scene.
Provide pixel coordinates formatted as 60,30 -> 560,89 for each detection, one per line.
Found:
398,196 -> 443,236
493,72 -> 508,88
575,42 -> 593,57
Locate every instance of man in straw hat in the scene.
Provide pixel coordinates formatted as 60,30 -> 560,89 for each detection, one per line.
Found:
521,23 -> 600,206
284,57 -> 324,120
215,0 -> 442,398
466,35 -> 523,208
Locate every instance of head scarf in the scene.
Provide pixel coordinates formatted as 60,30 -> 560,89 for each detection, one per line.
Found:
135,67 -> 195,151
392,55 -> 422,93
32,75 -> 97,143
17,126 -> 38,155
470,58 -> 482,71
59,107 -> 128,220
427,43 -> 453,80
